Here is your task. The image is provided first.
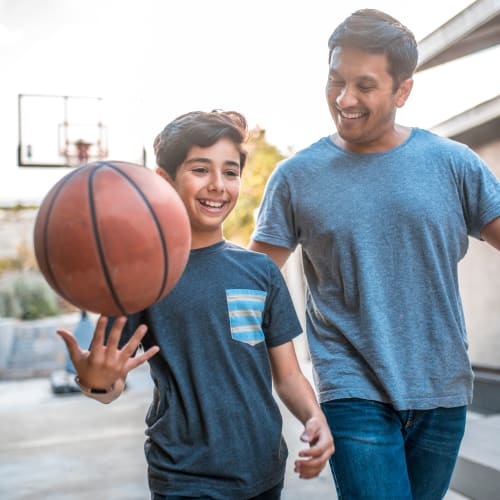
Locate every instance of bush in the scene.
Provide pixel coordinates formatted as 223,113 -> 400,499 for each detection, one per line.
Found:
0,272 -> 62,320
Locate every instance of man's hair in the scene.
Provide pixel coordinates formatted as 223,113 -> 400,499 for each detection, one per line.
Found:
154,110 -> 248,179
328,9 -> 418,90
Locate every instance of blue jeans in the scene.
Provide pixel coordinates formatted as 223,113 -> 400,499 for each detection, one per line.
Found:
151,479 -> 283,500
321,399 -> 466,499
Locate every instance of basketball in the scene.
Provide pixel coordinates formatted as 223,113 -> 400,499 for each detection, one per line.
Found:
33,161 -> 191,316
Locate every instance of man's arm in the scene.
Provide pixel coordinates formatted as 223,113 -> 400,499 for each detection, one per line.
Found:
481,216 -> 500,251
268,341 -> 334,479
248,240 -> 292,269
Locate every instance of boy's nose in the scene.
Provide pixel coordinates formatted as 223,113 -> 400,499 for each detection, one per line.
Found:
208,172 -> 224,191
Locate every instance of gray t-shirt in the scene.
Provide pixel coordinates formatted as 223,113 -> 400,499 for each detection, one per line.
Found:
252,128 -> 500,410
116,240 -> 302,498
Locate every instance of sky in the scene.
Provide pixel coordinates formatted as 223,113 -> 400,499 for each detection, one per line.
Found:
1,0 -> 497,206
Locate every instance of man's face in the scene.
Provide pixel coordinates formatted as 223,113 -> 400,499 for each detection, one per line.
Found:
326,46 -> 412,153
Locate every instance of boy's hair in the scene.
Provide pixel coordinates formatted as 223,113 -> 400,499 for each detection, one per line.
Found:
328,9 -> 418,91
154,110 -> 248,179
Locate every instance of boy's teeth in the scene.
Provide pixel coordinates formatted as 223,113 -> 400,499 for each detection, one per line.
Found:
202,200 -> 223,208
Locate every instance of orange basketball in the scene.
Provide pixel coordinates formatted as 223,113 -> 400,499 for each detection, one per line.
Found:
34,161 -> 191,316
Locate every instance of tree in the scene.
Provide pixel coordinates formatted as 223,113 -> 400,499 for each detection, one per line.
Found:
223,127 -> 286,246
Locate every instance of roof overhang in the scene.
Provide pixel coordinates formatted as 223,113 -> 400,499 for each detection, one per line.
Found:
431,94 -> 500,147
417,0 -> 500,71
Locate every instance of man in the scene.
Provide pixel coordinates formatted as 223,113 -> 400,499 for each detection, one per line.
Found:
250,9 -> 500,499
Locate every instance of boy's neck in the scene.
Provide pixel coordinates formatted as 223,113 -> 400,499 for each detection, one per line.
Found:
190,233 -> 224,250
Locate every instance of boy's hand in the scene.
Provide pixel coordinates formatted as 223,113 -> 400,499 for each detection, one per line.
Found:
294,415 -> 335,479
57,315 -> 159,390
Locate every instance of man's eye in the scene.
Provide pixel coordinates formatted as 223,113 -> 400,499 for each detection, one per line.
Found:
328,77 -> 344,86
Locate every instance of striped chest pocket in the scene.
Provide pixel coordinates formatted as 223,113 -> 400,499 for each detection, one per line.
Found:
226,289 -> 267,346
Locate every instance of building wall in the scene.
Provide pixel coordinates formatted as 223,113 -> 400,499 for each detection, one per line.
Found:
0,209 -> 37,259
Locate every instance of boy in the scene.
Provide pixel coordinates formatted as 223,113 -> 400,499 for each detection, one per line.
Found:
57,110 -> 333,499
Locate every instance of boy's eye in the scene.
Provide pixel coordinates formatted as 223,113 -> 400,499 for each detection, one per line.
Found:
225,169 -> 240,177
192,167 -> 208,174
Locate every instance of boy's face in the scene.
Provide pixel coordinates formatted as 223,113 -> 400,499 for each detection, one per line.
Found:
162,137 -> 241,249
325,46 -> 412,153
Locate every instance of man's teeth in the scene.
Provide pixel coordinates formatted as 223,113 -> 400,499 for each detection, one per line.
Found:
340,110 -> 364,119
201,200 -> 223,208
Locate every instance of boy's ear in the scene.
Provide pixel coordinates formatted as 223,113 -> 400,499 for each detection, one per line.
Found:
156,167 -> 174,185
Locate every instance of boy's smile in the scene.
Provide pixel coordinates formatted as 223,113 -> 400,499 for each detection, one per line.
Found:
168,137 -> 241,248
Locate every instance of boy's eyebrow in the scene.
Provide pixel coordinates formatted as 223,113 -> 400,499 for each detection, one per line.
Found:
184,157 -> 211,165
185,157 -> 240,168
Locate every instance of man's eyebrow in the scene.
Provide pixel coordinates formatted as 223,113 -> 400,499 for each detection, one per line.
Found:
357,75 -> 378,84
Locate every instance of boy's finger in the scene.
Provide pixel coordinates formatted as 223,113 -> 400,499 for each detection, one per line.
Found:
300,418 -> 320,443
120,324 -> 148,359
106,316 -> 127,350
56,328 -> 79,353
91,315 -> 109,348
127,345 -> 160,371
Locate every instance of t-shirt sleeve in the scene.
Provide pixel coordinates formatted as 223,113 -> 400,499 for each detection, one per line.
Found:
459,150 -> 500,239
252,163 -> 299,250
262,257 -> 303,347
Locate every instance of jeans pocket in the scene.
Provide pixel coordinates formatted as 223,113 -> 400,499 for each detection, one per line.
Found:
226,289 -> 266,346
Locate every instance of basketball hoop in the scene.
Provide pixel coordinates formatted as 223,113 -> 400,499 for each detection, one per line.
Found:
62,137 -> 108,167
57,96 -> 108,167
18,94 -> 109,168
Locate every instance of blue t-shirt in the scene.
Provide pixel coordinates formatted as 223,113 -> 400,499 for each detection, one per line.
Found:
115,240 -> 302,498
252,128 -> 500,410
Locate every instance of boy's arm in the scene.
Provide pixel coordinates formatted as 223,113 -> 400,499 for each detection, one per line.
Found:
57,316 -> 159,404
268,341 -> 334,479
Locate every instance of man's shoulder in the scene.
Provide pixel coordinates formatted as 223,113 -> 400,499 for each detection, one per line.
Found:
412,127 -> 471,154
280,136 -> 333,165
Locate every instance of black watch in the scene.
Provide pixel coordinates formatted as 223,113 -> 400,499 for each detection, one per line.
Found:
75,376 -> 114,394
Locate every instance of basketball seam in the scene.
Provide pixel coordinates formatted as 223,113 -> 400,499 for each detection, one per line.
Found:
89,164 -> 127,316
97,161 -> 169,305
39,168 -> 82,300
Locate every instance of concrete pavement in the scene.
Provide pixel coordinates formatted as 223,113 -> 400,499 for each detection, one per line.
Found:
0,360 -> 470,500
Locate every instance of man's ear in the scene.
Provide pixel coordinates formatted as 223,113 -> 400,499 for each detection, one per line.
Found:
395,78 -> 413,108
156,167 -> 174,185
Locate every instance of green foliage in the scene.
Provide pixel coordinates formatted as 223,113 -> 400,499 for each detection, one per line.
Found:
224,127 -> 286,246
0,272 -> 61,320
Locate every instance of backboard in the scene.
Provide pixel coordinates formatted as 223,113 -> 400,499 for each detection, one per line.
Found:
18,94 -> 108,168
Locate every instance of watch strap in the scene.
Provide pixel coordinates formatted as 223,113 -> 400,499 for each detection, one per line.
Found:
75,376 -> 115,395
